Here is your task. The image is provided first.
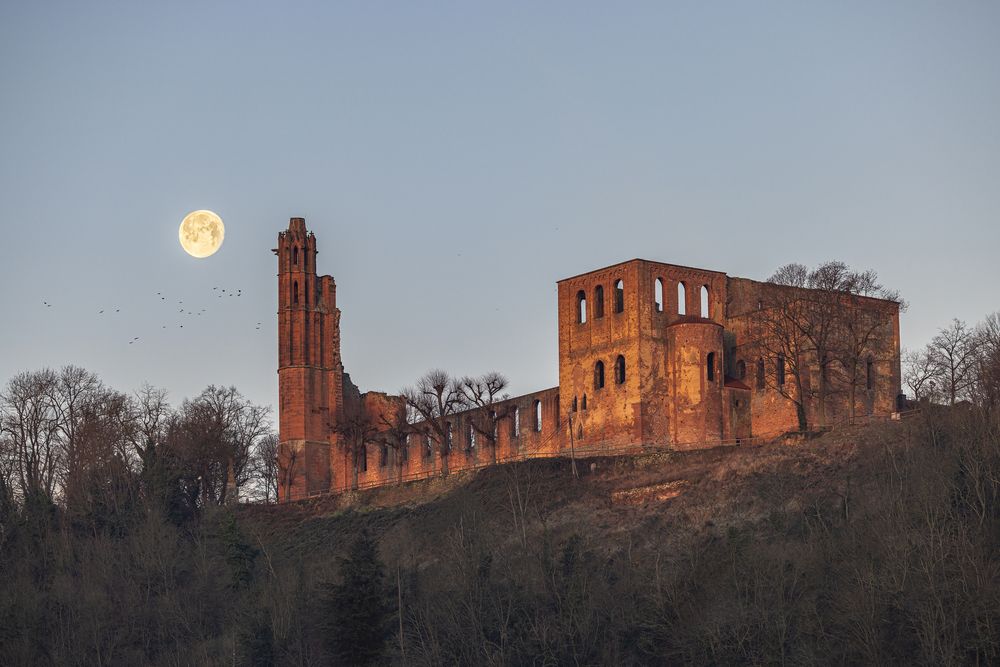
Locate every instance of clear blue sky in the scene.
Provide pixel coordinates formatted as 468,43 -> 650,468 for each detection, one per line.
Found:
1,1 -> 998,414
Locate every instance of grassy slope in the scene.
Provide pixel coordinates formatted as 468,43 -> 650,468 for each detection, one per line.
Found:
243,419 -> 906,576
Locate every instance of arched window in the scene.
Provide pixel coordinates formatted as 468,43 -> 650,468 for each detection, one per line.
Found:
512,407 -> 520,438
581,394 -> 587,410
594,285 -> 604,318
379,445 -> 388,468
468,423 -> 476,449
533,400 -> 542,432
576,290 -> 587,323
424,434 -> 432,458
614,279 -> 624,313
577,424 -> 583,440
707,352 -> 715,382
701,285 -> 710,318
756,358 -> 765,390
292,281 -> 299,304
777,354 -> 786,387
737,360 -> 747,380
360,445 -> 367,472
677,282 -> 687,315
594,361 -> 605,389
446,422 -> 453,450
615,355 -> 626,384
572,396 -> 578,412
654,278 -> 664,312
866,356 -> 875,390
293,247 -> 299,265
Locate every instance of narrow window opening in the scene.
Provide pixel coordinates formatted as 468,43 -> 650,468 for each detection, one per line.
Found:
614,279 -> 624,313
707,352 -> 716,382
594,361 -> 605,389
737,360 -> 746,380
512,407 -> 520,438
292,281 -> 299,304
424,434 -> 432,459
293,247 -> 298,265
401,435 -> 409,463
866,356 -> 875,390
615,355 -> 626,384
572,396 -> 578,412
677,282 -> 687,315
700,285 -> 710,318
654,278 -> 664,312
777,355 -> 786,387
576,290 -> 587,323
594,285 -> 604,318
756,358 -> 765,390
577,424 -> 584,440
581,394 -> 587,410
380,445 -> 388,468
360,446 -> 367,472
534,399 -> 542,432
468,423 -> 476,450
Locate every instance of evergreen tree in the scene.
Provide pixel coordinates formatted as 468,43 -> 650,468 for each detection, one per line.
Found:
322,529 -> 393,665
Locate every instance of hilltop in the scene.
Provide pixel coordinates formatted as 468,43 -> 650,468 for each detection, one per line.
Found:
235,408 -> 998,665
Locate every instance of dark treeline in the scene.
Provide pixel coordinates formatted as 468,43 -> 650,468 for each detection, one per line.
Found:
1,404 -> 997,665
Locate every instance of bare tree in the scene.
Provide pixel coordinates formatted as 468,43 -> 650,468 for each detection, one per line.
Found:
401,370 -> 464,476
827,268 -> 903,423
334,412 -> 380,491
748,280 -> 812,431
929,319 -> 977,405
751,261 -> 903,429
460,372 -> 510,464
902,347 -> 941,403
373,407 -> 412,485
169,385 -> 272,506
248,433 -> 279,503
0,369 -> 61,502
970,312 -> 1000,408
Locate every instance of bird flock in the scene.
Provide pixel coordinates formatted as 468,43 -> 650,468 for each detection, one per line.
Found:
40,285 -> 263,347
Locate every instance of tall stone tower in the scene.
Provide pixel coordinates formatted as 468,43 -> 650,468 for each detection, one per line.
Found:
274,217 -> 348,501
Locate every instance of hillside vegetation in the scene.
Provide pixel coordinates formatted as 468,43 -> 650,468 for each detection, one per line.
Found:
2,407 -> 998,665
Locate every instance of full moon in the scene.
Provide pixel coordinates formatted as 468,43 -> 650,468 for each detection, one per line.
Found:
179,210 -> 225,258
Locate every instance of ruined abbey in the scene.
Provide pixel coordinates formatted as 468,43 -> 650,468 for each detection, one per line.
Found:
275,218 -> 902,502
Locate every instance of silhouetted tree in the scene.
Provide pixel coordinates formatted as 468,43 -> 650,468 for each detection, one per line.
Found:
321,529 -> 393,665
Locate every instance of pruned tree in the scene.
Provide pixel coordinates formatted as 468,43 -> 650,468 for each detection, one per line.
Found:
400,370 -> 464,476
459,372 -> 510,464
